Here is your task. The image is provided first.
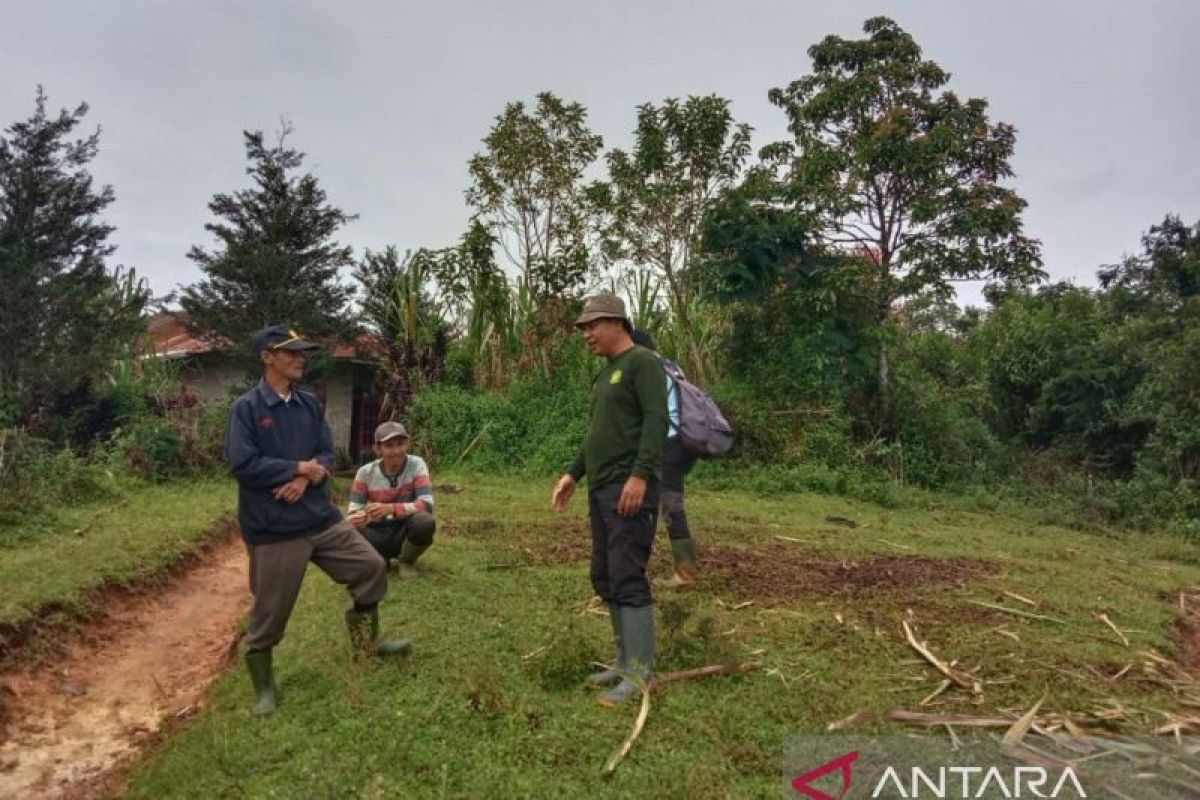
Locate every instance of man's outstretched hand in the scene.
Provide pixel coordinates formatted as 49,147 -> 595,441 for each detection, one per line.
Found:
551,475 -> 576,511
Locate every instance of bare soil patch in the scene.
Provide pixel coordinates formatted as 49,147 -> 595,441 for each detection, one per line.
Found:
1170,591 -> 1200,672
480,519 -> 592,566
521,520 -> 591,565
698,543 -> 990,602
498,522 -> 990,607
0,529 -> 249,799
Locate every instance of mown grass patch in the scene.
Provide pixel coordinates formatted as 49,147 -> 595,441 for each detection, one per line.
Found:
0,478 -> 235,636
124,472 -> 1200,798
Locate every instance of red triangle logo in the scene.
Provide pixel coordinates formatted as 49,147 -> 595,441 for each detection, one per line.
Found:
791,750 -> 859,800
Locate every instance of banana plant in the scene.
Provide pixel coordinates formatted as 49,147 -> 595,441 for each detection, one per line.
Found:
619,269 -> 669,334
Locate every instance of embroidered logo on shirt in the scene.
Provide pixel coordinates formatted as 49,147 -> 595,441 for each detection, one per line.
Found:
259,416 -> 274,428
609,369 -> 623,385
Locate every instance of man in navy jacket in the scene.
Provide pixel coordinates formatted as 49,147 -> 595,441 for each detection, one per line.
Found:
226,324 -> 409,717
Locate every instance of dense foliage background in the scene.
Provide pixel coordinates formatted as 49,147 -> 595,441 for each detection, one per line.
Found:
2,18 -> 1196,534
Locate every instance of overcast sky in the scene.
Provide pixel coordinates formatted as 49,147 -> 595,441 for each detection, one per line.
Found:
2,0 -> 1197,308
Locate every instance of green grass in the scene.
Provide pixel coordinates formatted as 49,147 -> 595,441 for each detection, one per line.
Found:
122,472 -> 1200,798
0,477 -> 235,631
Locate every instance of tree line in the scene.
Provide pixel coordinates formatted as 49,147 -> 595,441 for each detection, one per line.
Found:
1,17 -> 1195,529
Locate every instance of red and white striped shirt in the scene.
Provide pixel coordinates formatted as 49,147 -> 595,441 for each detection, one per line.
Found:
347,456 -> 435,519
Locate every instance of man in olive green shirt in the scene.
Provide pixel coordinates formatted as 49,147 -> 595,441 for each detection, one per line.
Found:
552,292 -> 668,707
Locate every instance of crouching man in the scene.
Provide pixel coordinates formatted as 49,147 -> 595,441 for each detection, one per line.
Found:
347,421 -> 436,579
226,324 -> 411,717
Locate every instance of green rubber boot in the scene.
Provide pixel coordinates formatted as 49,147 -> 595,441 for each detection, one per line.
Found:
599,605 -> 655,707
585,602 -> 624,688
245,649 -> 277,717
655,538 -> 697,589
345,606 -> 413,658
396,539 -> 430,580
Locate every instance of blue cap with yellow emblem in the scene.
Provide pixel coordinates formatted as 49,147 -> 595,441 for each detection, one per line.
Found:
251,324 -> 321,354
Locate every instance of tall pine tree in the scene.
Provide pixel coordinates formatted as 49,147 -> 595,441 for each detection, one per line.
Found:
181,125 -> 355,353
0,87 -> 148,422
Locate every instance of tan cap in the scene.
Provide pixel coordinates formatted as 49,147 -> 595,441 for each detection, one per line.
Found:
574,292 -> 629,327
373,421 -> 410,442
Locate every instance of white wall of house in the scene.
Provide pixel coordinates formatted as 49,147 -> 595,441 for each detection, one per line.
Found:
181,357 -> 249,405
324,361 -> 355,465
176,354 -> 363,464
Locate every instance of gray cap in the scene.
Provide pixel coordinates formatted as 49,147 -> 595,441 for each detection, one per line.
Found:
374,421 -> 410,442
574,292 -> 629,327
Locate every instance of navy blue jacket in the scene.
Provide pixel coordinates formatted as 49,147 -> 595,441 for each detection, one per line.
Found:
225,380 -> 340,543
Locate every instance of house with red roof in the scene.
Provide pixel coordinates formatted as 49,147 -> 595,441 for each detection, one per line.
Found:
145,312 -> 385,466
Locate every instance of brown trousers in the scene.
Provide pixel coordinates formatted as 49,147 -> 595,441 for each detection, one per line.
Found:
245,520 -> 387,652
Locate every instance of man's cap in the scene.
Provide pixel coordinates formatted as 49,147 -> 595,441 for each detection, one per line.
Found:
252,324 -> 320,354
374,421 -> 410,442
630,329 -> 657,351
574,292 -> 630,327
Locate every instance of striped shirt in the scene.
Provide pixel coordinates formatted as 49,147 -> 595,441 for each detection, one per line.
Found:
348,456 -> 435,518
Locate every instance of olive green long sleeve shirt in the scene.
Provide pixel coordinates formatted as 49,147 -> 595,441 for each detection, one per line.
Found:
567,345 -> 668,488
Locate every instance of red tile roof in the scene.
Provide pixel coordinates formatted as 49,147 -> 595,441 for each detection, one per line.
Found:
145,313 -> 383,361
145,313 -> 223,356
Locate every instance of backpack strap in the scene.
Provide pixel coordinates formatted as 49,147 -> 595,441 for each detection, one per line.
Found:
660,357 -> 687,383
659,356 -> 685,436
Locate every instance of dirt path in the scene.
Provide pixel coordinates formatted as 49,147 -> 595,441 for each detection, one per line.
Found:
0,533 -> 249,799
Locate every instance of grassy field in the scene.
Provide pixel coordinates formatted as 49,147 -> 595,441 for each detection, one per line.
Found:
119,473 -> 1200,798
0,478 -> 235,637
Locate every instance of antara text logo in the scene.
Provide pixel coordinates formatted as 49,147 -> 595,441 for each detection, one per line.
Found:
792,750 -> 1088,799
